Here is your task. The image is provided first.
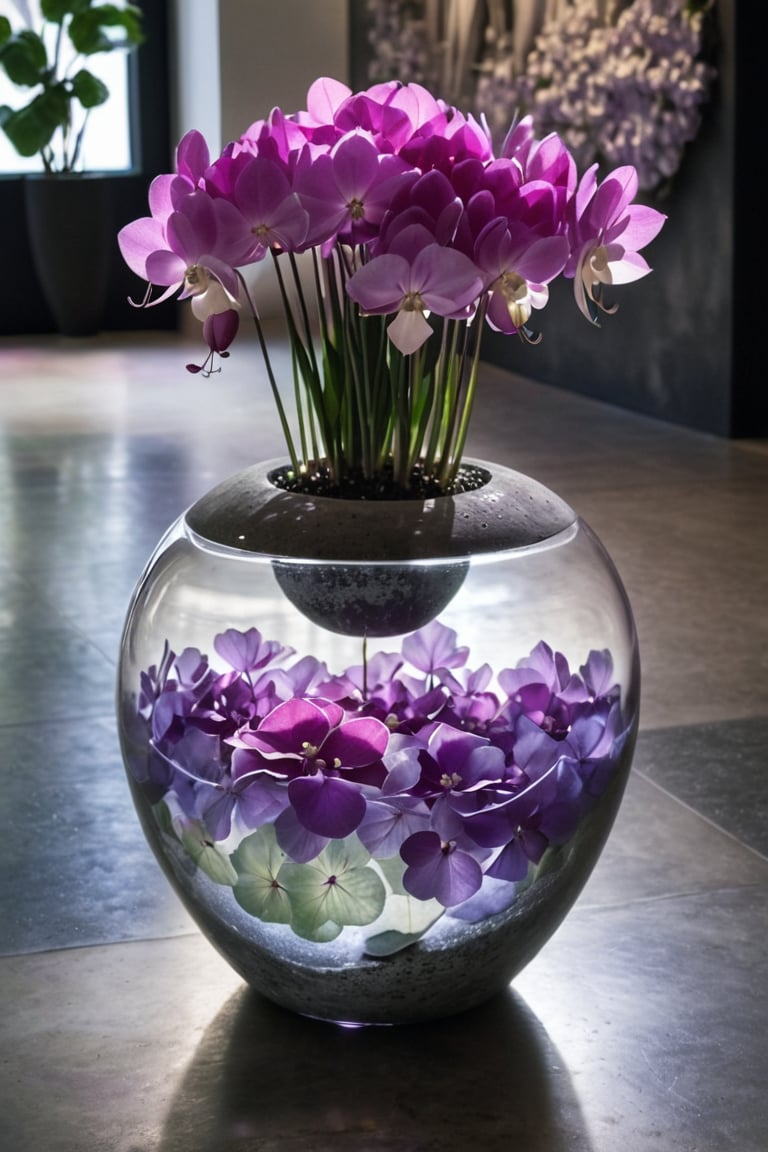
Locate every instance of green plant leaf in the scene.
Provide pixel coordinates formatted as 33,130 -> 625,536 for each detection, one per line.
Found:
279,836 -> 386,939
363,891 -> 444,955
0,17 -> 12,47
364,927 -> 431,957
71,68 -> 108,108
180,821 -> 238,886
288,915 -> 343,944
377,854 -> 408,895
41,1 -> 91,22
231,825 -> 292,924
0,30 -> 47,87
533,843 -> 564,882
0,87 -> 66,156
153,799 -> 175,837
69,5 -> 144,56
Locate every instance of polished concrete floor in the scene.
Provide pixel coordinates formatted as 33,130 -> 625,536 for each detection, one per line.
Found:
0,331 -> 766,1151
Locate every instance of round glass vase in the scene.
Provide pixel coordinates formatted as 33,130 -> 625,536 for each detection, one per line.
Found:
117,458 -> 639,1025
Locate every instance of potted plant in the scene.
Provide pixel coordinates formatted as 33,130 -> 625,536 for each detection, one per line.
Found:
0,0 -> 144,334
115,75 -> 665,1025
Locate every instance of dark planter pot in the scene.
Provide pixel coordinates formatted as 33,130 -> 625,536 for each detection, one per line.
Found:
24,174 -> 113,337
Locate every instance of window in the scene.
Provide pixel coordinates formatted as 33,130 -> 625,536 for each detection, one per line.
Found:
0,0 -> 134,173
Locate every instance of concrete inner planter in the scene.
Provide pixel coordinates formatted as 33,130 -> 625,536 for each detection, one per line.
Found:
185,458 -> 577,636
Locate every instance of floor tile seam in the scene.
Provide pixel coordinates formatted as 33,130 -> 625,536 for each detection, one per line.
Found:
14,575 -> 121,666
61,628 -> 118,669
633,768 -> 768,864
562,478 -> 768,510
574,880 -> 767,916
1,570 -> 96,626
0,928 -> 203,964
0,707 -> 118,735
637,713 -> 768,737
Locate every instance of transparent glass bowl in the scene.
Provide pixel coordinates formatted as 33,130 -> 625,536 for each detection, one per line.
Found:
117,460 -> 639,1024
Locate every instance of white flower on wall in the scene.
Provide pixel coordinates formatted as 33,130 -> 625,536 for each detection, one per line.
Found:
364,0 -> 717,192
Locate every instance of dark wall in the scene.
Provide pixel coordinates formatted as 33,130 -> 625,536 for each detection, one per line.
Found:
0,1 -> 177,336
350,1 -> 757,438
483,1 -> 762,438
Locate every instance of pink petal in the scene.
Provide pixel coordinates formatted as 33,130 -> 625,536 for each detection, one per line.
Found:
611,205 -> 667,252
305,76 -> 352,124
606,250 -> 652,285
117,217 -> 166,277
145,249 -> 186,287
331,132 -> 380,199
515,235 -> 570,284
323,715 -> 389,767
589,166 -> 638,230
234,155 -> 293,218
176,129 -> 211,182
346,254 -> 409,313
414,246 -> 482,315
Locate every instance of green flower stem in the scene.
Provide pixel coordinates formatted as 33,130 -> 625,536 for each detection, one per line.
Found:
423,318 -> 455,474
239,273 -> 300,474
405,346 -> 432,478
357,309 -> 375,475
290,345 -> 310,467
311,247 -> 333,351
438,318 -> 466,464
287,251 -> 322,383
315,252 -> 344,473
256,245 -> 488,490
442,297 -> 489,486
345,300 -> 373,476
271,252 -> 333,469
394,348 -> 410,487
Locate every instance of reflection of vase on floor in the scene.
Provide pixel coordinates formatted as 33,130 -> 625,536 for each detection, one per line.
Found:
24,174 -> 112,337
156,983 -> 591,1150
117,458 -> 639,1024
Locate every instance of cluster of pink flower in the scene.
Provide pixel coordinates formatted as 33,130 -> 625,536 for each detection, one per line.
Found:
118,75 -> 666,368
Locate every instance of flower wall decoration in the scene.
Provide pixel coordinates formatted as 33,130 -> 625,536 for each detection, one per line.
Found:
363,0 -> 717,193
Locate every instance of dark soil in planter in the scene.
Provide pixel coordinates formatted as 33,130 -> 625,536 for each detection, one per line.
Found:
269,460 -> 490,501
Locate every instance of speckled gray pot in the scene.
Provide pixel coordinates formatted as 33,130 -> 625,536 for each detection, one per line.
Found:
118,458 -> 639,1024
185,459 -> 575,636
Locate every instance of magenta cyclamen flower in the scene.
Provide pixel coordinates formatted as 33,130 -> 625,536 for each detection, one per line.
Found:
475,218 -> 569,334
567,164 -> 667,322
228,154 -> 310,259
118,188 -> 252,375
295,130 -> 412,249
118,74 -> 666,488
346,224 -> 483,353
